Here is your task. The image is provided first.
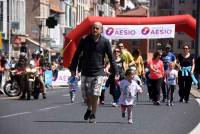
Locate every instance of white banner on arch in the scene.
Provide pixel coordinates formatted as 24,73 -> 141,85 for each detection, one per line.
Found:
103,24 -> 175,39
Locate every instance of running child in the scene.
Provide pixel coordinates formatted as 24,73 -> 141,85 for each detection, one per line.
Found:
68,75 -> 79,103
119,68 -> 143,124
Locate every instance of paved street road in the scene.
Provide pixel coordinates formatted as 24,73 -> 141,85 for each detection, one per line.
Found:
0,87 -> 200,134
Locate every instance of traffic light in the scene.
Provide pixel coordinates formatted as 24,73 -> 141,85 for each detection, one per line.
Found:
46,16 -> 57,28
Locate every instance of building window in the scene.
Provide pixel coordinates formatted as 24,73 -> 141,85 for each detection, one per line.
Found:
171,0 -> 174,8
99,11 -> 104,16
191,40 -> 195,49
65,2 -> 72,27
192,10 -> 196,18
178,40 -> 183,49
179,0 -> 185,4
120,0 -> 125,7
150,0 -> 152,7
0,1 -> 3,31
178,10 -> 185,14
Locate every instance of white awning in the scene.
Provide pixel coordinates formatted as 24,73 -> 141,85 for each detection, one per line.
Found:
26,37 -> 56,53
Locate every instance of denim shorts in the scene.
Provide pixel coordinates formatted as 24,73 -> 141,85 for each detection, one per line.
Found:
81,76 -> 104,99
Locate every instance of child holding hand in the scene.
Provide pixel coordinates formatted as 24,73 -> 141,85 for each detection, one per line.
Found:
68,75 -> 79,103
166,62 -> 178,106
119,68 -> 143,124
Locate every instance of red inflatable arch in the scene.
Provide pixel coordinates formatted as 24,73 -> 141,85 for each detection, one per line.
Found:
63,14 -> 196,67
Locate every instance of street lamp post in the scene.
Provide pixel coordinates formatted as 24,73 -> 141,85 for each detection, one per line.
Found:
35,16 -> 46,51
38,22 -> 42,50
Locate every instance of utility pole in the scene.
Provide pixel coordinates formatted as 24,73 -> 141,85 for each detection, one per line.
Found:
35,16 -> 45,51
195,0 -> 200,57
8,0 -> 12,60
38,23 -> 42,50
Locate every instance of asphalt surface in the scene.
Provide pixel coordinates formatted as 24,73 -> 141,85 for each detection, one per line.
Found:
0,86 -> 200,134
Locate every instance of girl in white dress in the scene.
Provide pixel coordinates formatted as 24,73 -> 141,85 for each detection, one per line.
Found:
119,68 -> 143,124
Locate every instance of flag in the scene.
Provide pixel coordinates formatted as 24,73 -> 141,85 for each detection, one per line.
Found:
60,39 -> 72,57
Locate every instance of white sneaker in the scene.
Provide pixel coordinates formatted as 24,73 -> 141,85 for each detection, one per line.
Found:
128,119 -> 133,124
112,103 -> 118,107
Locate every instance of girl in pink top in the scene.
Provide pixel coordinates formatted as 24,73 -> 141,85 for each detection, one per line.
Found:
149,50 -> 164,105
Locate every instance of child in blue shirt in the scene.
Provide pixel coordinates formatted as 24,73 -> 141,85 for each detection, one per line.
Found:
68,76 -> 79,103
166,62 -> 178,106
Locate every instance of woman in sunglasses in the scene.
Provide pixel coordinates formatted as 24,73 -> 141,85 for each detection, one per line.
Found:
104,48 -> 126,107
177,44 -> 196,103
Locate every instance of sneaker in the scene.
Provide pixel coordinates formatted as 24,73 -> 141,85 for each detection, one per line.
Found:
70,92 -> 75,103
153,101 -> 160,105
89,114 -> 96,123
84,109 -> 92,120
166,100 -> 170,106
170,102 -> 174,106
100,101 -> 105,105
128,119 -> 133,124
179,98 -> 183,102
162,99 -> 167,103
71,97 -> 75,103
112,103 -> 118,107
122,113 -> 126,118
42,93 -> 47,99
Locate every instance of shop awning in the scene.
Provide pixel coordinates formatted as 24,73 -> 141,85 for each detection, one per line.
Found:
50,5 -> 64,14
26,37 -> 56,53
49,0 -> 64,14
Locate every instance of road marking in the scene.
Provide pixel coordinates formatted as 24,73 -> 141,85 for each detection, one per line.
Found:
38,106 -> 62,111
62,94 -> 70,96
0,96 -> 19,100
189,99 -> 200,134
0,101 -> 82,119
0,89 -> 68,99
63,101 -> 81,106
189,123 -> 200,134
0,112 -> 32,119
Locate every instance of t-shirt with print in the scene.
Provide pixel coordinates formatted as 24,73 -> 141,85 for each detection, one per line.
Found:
166,69 -> 178,85
161,52 -> 176,71
149,59 -> 164,79
119,79 -> 142,106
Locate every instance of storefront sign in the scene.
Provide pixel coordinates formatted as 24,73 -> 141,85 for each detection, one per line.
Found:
44,70 -> 53,86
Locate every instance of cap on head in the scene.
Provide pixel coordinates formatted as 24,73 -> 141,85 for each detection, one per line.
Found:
129,66 -> 137,72
165,44 -> 171,49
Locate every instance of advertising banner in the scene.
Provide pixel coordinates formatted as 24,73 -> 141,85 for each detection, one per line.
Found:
103,24 -> 175,39
52,69 -> 71,86
44,70 -> 53,85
